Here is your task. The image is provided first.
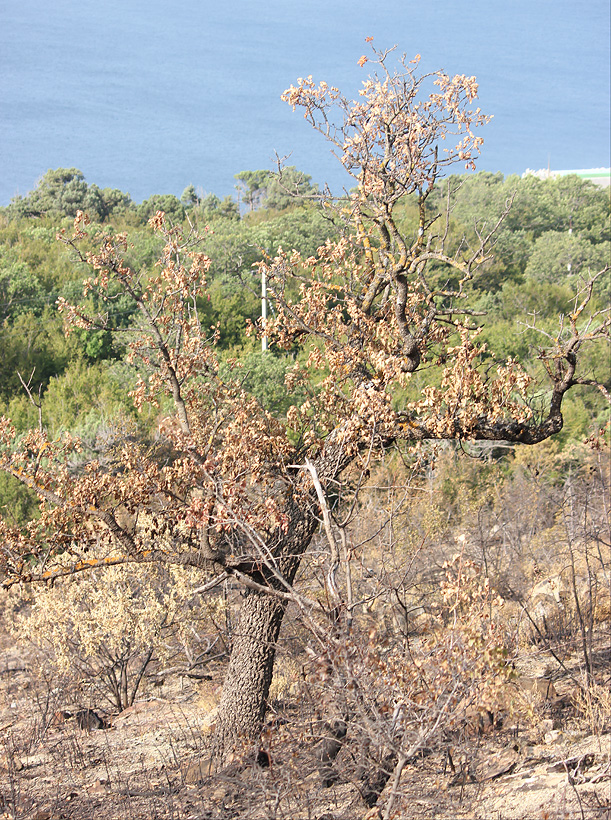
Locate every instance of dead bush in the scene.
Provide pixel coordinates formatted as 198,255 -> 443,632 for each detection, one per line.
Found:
6,562 -> 227,712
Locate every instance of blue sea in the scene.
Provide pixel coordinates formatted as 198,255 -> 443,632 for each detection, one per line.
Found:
0,0 -> 609,205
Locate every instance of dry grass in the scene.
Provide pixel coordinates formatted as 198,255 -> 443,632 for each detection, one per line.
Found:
2,444 -> 609,818
1,605 -> 610,820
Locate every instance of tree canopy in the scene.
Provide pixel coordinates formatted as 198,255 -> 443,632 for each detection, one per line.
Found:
235,166 -> 319,211
7,168 -> 133,222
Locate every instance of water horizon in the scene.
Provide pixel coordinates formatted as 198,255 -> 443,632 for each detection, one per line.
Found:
1,0 -> 609,206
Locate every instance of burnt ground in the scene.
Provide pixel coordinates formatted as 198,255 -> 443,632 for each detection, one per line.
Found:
1,627 -> 610,820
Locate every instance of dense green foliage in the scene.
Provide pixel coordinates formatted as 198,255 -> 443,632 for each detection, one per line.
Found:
234,166 -> 319,211
6,168 -> 133,222
0,168 -> 609,524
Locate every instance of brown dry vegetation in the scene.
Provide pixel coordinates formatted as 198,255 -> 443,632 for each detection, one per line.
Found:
1,441 -> 609,820
1,43 -> 610,820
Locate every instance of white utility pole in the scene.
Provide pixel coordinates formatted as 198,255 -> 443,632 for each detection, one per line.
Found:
261,267 -> 268,352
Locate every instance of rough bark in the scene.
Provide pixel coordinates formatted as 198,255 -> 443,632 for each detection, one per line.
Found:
215,587 -> 288,745
214,491 -> 319,749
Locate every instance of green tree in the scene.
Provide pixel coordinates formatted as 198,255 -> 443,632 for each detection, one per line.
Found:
263,166 -> 319,210
87,185 -> 133,221
235,166 -> 319,211
534,174 -> 611,240
9,168 -> 90,218
195,193 -> 239,221
248,204 -> 338,258
525,230 -> 610,285
180,184 -> 200,208
235,169 -> 274,211
219,351 -> 308,415
7,169 -> 133,222
0,472 -> 39,526
0,259 -> 46,321
0,309 -> 71,403
137,194 -> 185,224
40,359 -> 137,440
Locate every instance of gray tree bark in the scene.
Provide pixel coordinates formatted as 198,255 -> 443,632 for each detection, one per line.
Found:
214,491 -> 319,750
215,588 -> 287,744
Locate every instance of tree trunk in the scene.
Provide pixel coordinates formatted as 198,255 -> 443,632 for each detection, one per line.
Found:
214,493 -> 319,750
215,588 -> 287,745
